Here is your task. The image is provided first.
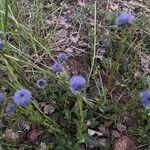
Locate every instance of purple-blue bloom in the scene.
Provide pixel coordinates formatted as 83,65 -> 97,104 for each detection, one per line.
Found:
116,12 -> 135,27
140,90 -> 150,108
0,92 -> 5,103
0,42 -> 4,50
6,103 -> 15,114
51,62 -> 63,73
70,75 -> 86,94
57,52 -> 68,62
13,89 -> 32,106
36,79 -> 47,89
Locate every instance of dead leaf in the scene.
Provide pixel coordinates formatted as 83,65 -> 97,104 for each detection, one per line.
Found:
40,103 -> 55,114
27,128 -> 43,142
19,122 -> 30,131
37,143 -> 48,150
78,0 -> 86,6
139,52 -> 150,74
86,120 -> 92,126
116,123 -> 127,133
109,2 -> 119,11
98,138 -> 110,146
70,32 -> 80,43
44,105 -> 55,114
95,48 -> 106,61
53,29 -> 69,51
33,54 -> 45,63
111,130 -> 120,138
67,58 -> 87,75
114,136 -> 137,150
99,126 -> 110,137
121,113 -> 135,127
59,115 -> 67,128
65,47 -> 73,54
78,40 -> 91,48
56,29 -> 68,39
18,144 -> 25,150
0,145 -> 4,150
134,71 -> 140,79
45,15 -> 57,26
88,129 -> 103,136
59,16 -> 71,29
4,128 -> 20,141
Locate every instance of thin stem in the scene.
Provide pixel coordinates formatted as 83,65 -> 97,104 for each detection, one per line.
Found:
87,1 -> 97,86
4,0 -> 8,33
76,93 -> 85,141
31,100 -> 61,133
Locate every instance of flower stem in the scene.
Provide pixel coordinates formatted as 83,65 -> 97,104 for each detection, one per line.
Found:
76,93 -> 86,141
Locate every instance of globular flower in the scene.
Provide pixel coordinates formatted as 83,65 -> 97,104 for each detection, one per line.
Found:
115,12 -> 135,27
36,79 -> 47,89
51,62 -> 63,73
6,103 -> 15,114
0,92 -> 5,103
140,90 -> 150,108
0,42 -> 4,51
57,52 -> 68,62
13,89 -> 32,106
70,75 -> 86,94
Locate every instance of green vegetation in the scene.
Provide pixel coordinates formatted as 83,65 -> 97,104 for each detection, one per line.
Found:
0,0 -> 150,149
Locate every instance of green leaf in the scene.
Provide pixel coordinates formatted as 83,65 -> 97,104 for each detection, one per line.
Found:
84,134 -> 99,146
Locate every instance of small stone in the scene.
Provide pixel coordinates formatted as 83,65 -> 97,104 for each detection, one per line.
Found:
111,130 -> 120,138
116,123 -> 127,133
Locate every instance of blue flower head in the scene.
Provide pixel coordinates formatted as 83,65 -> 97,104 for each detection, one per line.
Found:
116,12 -> 135,27
140,90 -> 150,108
6,103 -> 15,114
51,62 -> 63,73
57,52 -> 68,62
0,42 -> 4,51
0,92 -> 5,103
36,79 -> 47,89
13,89 -> 32,106
70,75 -> 86,94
